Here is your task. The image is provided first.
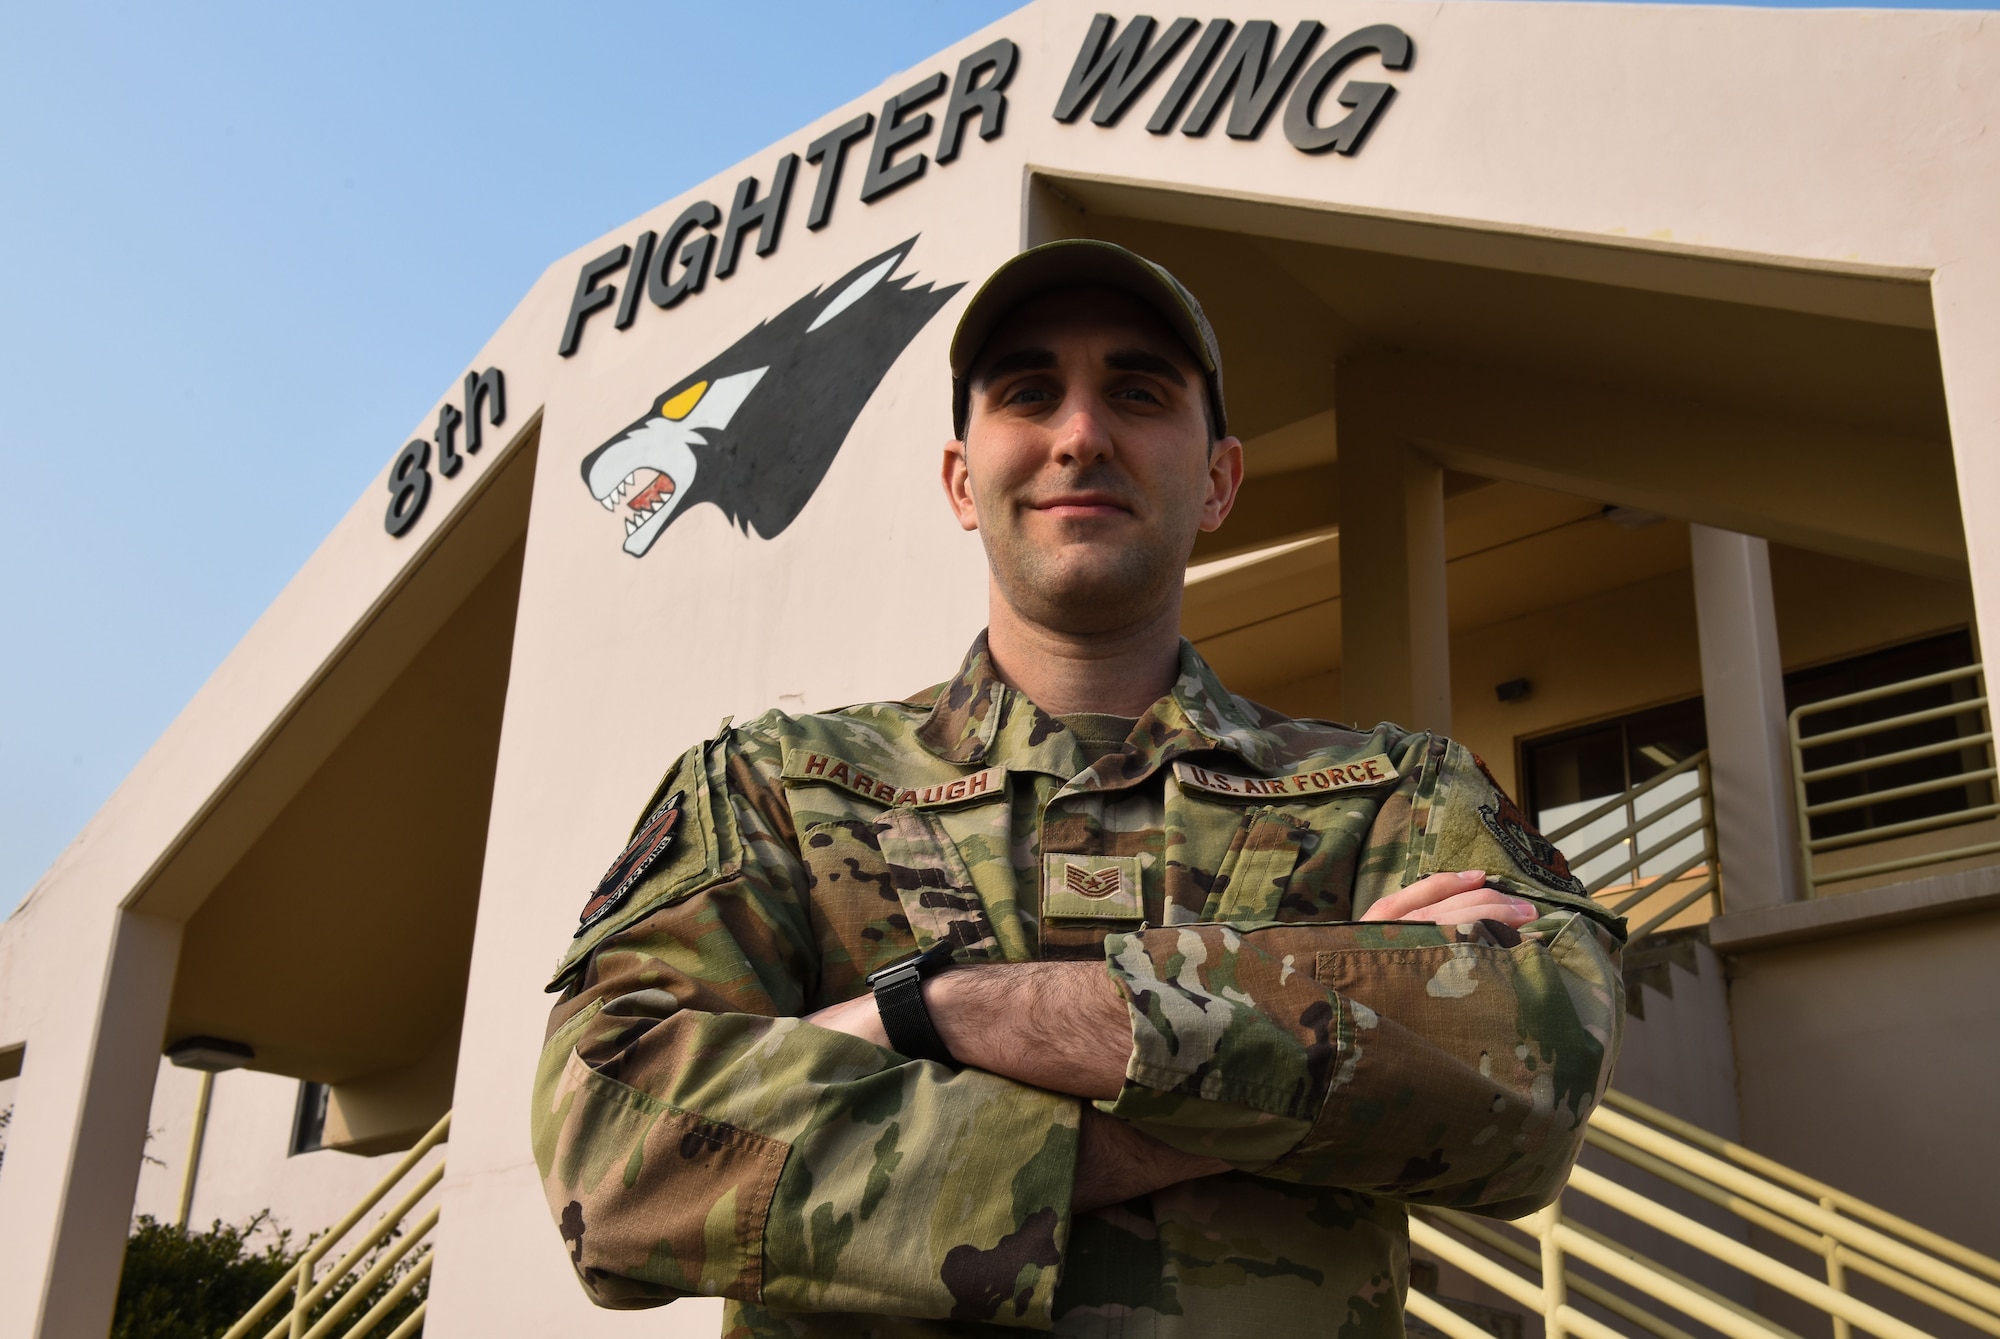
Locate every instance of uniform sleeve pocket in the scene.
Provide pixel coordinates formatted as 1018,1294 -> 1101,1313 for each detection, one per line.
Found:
540,1046 -> 789,1306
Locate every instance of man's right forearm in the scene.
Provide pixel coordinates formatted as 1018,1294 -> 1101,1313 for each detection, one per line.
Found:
921,963 -> 1230,1210
924,960 -> 1131,1098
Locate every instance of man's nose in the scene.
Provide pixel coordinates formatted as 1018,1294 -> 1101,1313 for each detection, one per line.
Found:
1051,395 -> 1115,468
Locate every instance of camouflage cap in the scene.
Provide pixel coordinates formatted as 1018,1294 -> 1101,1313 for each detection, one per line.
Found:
949,239 -> 1228,440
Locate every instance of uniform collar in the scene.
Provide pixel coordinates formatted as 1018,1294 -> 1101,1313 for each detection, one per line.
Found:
914,632 -> 1278,776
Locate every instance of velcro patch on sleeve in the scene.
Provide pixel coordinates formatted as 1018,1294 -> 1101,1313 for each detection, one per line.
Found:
575,792 -> 683,937
1174,754 -> 1398,800
783,749 -> 1005,808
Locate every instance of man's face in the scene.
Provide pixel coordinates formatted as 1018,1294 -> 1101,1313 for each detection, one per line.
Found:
943,288 -> 1243,636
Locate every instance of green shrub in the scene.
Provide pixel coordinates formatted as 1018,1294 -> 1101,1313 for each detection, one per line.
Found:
113,1212 -> 425,1339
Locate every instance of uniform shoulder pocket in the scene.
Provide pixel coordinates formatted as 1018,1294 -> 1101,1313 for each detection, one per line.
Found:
548,737 -> 745,987
1422,741 -> 1624,937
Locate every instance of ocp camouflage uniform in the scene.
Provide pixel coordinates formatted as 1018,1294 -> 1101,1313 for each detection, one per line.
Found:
534,634 -> 1626,1337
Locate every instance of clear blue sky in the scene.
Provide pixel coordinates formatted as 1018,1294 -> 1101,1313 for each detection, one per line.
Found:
0,0 -> 1990,920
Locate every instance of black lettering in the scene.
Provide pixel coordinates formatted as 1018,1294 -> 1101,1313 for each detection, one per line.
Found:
557,242 -> 629,357
1181,20 -> 1323,139
1054,15 -> 1196,127
1144,18 -> 1233,134
648,201 -> 721,308
614,231 -> 656,329
937,38 -> 1018,161
434,402 -> 464,479
804,113 -> 874,230
384,440 -> 431,537
860,71 -> 947,203
715,154 -> 800,279
463,367 -> 505,456
1283,25 -> 1413,156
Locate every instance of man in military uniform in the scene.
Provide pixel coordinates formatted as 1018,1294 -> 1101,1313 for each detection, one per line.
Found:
534,240 -> 1625,1337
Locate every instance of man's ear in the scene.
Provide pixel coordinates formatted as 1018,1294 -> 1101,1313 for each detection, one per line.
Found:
941,439 -> 981,532
1198,436 -> 1245,533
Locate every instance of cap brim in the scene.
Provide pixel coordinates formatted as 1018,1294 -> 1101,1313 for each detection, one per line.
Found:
949,239 -> 1219,384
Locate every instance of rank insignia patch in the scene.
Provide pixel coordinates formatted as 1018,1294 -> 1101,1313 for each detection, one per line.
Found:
1065,865 -> 1123,900
1043,854 -> 1145,922
576,792 -> 684,936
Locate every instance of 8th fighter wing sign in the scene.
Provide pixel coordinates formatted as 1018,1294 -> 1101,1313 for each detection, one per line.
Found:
579,240 -> 960,558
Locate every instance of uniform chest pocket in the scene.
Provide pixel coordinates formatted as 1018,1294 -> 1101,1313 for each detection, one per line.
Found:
799,807 -> 1001,980
1200,801 -> 1378,923
1205,807 -> 1314,921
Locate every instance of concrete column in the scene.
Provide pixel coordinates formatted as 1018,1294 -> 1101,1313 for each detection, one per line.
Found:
0,909 -> 180,1339
1337,373 -> 1452,735
1690,524 -> 1805,911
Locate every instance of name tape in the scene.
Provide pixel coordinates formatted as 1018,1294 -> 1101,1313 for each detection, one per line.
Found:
785,750 -> 1005,808
1174,755 -> 1399,799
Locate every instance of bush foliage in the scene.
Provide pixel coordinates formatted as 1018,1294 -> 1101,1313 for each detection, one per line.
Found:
112,1212 -> 425,1339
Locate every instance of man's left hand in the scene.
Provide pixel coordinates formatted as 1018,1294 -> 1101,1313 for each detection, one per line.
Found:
1359,869 -> 1539,926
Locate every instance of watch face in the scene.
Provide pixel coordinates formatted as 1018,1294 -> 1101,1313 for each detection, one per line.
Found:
869,939 -> 951,985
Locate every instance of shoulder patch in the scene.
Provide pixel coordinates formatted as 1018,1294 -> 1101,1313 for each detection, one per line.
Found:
1174,754 -> 1398,800
783,748 -> 1004,808
1470,755 -> 1588,896
575,791 -> 684,937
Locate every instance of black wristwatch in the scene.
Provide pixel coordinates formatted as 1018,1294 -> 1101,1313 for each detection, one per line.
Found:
866,939 -> 957,1065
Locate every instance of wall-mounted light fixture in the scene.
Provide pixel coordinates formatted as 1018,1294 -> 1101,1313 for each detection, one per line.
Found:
165,1036 -> 255,1072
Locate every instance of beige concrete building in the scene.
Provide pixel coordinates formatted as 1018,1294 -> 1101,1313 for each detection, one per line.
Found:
2,2 -> 1996,1336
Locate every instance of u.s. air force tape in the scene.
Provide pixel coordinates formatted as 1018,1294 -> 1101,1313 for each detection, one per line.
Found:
1173,755 -> 1399,799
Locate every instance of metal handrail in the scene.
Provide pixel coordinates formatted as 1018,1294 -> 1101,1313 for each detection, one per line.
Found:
217,1093 -> 2000,1339
1546,751 -> 1709,846
1410,1088 -> 2000,1339
219,1111 -> 448,1339
1788,663 -> 1995,897
1538,750 -> 1719,940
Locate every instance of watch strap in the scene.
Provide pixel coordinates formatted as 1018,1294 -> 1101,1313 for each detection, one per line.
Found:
873,968 -> 955,1065
867,940 -> 957,1065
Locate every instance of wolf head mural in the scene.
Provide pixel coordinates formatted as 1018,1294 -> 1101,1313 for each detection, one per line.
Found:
580,238 -> 961,557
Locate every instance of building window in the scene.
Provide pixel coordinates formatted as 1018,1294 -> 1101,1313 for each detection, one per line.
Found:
290,1081 -> 328,1156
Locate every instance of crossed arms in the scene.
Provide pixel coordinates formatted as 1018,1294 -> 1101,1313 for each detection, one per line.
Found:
806,870 -> 1544,1211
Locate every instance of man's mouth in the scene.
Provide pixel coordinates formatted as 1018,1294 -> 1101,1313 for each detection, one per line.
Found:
1031,492 -> 1132,518
601,467 -> 679,538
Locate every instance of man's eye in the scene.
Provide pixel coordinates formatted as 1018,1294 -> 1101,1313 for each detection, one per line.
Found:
1113,385 -> 1164,405
1008,386 -> 1056,405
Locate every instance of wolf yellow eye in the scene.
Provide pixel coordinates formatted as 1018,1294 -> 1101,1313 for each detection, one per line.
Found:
660,381 -> 708,421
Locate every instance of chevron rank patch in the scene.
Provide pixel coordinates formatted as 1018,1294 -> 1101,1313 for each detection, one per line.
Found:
1042,853 -> 1144,923
575,791 -> 684,937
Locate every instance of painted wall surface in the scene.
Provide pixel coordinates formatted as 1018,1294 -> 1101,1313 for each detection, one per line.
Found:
129,1065 -> 429,1242
7,1 -> 2000,1336
1729,909 -> 2000,1339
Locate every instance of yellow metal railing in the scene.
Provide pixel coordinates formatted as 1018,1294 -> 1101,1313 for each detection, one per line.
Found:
219,1111 -> 448,1339
1542,750 -> 1720,941
223,1097 -> 2000,1339
1411,1090 -> 2000,1339
1789,664 -> 1998,896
